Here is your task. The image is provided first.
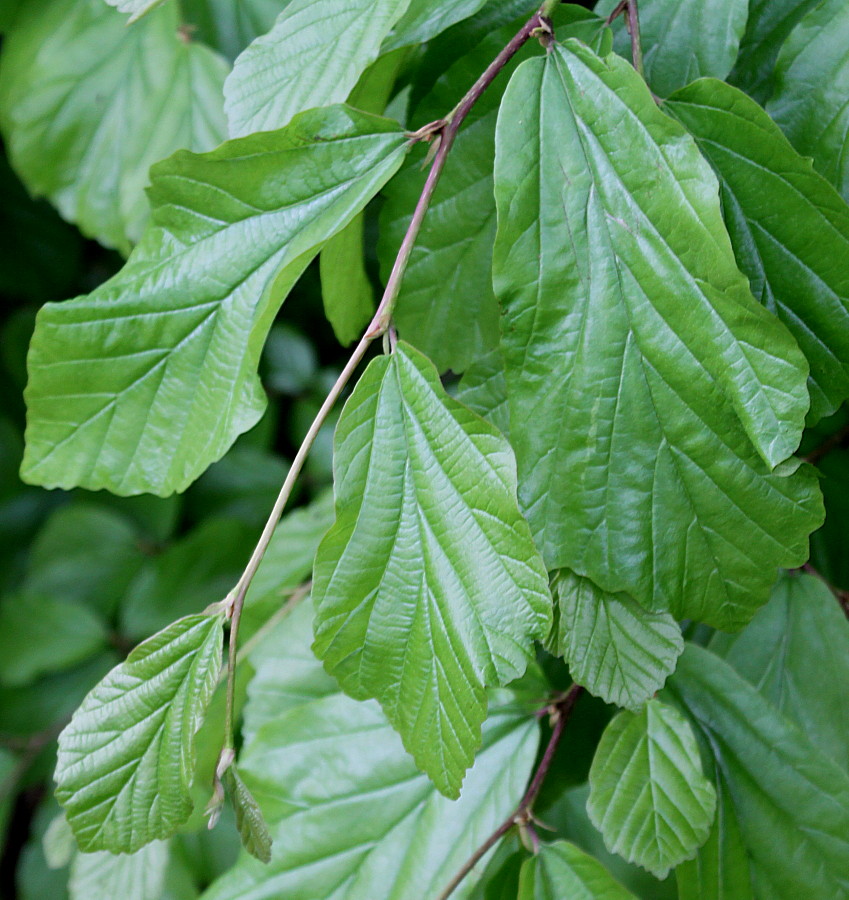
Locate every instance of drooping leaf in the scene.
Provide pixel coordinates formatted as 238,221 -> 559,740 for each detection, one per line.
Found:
383,0 -> 488,51
767,0 -> 849,203
709,571 -> 849,772
102,0 -> 168,22
587,699 -> 716,878
55,613 -> 225,853
0,593 -> 107,687
225,767 -> 273,864
665,644 -> 849,898
729,0 -> 820,103
517,841 -> 637,900
596,0 -> 749,97
312,341 -> 551,797
547,570 -> 683,711
69,840 -> 170,900
202,600 -> 542,900
224,0 -> 410,138
666,78 -> 849,424
494,41 -> 821,628
0,0 -> 228,253
21,106 -> 408,497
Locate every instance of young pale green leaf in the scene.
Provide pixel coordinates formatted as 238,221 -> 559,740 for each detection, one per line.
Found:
22,106 -> 408,497
768,0 -> 849,203
547,570 -> 683,711
596,0 -> 749,97
224,0 -> 410,138
103,0 -> 168,21
55,613 -> 225,853
69,840 -> 170,900
225,767 -> 272,864
203,601 -> 542,900
666,78 -> 849,424
709,572 -> 849,772
0,0 -> 228,253
517,841 -> 637,900
587,699 -> 716,878
729,0 -> 820,103
312,341 -> 550,797
665,644 -> 849,898
495,41 -> 822,628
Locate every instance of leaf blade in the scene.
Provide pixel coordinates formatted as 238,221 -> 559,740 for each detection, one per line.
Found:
518,841 -> 638,900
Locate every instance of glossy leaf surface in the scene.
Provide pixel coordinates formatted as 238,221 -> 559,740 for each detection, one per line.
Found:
666,78 -> 849,423
547,570 -> 683,711
22,107 -> 407,496
587,699 -> 716,878
666,644 -> 849,898
768,0 -> 849,203
312,342 -> 550,797
0,0 -> 228,253
224,0 -> 409,137
203,601 -> 541,899
494,41 -> 821,627
517,841 -> 637,900
55,614 -> 224,852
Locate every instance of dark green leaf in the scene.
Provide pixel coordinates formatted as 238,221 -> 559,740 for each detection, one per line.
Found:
767,0 -> 849,203
312,341 -> 550,797
666,78 -> 849,423
225,767 -> 273,864
383,0 -> 488,51
587,700 -> 716,878
224,0 -> 409,137
518,841 -> 637,899
665,644 -> 849,898
203,600 -> 542,899
548,570 -> 683,711
0,0 -> 228,253
494,41 -> 821,627
597,0 -> 749,97
709,571 -> 849,773
457,349 -> 510,437
55,613 -> 225,853
21,106 -> 408,497
180,0 -> 286,61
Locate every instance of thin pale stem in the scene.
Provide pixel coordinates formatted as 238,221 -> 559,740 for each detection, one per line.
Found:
220,3 -> 549,754
435,685 -> 584,900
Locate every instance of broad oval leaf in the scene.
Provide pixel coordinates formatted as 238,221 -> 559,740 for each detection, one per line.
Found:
587,699 -> 716,878
768,0 -> 849,203
55,613 -> 225,853
666,78 -> 849,424
312,341 -> 551,797
597,0 -> 749,97
0,0 -> 228,253
547,570 -> 683,711
494,41 -> 822,627
665,644 -> 849,899
224,0 -> 410,138
203,601 -> 542,900
517,841 -> 637,900
22,106 -> 408,497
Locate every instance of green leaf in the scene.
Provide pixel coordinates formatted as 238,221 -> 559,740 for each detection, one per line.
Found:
312,341 -> 550,797
729,0 -> 820,103
224,0 -> 410,137
22,106 -> 408,497
494,41 -> 822,628
666,78 -> 849,424
383,0 -> 488,51
180,0 -> 287,60
69,840 -> 170,900
0,0 -> 228,253
767,0 -> 849,203
103,0 -> 169,22
587,699 -> 716,878
225,767 -> 273,864
547,570 -> 683,711
202,600 -> 542,900
55,613 -> 225,853
517,841 -> 637,900
457,350 -> 510,437
665,644 -> 849,898
596,0 -> 749,97
709,572 -> 849,773
0,593 -> 107,687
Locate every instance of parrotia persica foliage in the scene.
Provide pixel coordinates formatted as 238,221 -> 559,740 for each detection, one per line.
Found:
0,0 -> 848,898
